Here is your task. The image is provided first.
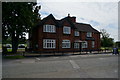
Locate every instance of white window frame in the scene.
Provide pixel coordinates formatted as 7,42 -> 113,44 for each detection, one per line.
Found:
43,39 -> 56,49
74,43 -> 79,49
92,41 -> 95,48
74,31 -> 79,36
62,40 -> 71,48
43,24 -> 56,33
87,32 -> 92,37
82,41 -> 88,48
63,26 -> 71,34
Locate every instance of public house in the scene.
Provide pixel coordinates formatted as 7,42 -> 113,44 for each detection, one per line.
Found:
29,14 -> 100,53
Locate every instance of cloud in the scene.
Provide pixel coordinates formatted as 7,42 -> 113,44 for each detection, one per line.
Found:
37,1 -> 118,41
89,20 -> 100,26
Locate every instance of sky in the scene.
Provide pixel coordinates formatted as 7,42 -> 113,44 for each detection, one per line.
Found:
37,0 -> 119,41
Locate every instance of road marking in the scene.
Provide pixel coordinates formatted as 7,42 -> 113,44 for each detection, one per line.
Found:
35,58 -> 40,62
36,58 -> 40,60
114,70 -> 118,73
69,60 -> 80,69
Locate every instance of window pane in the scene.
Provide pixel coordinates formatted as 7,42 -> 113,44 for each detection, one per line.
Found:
43,25 -> 56,33
74,43 -> 79,48
87,32 -> 92,37
92,41 -> 95,48
75,31 -> 79,36
43,39 -> 56,48
63,26 -> 71,34
62,40 -> 70,48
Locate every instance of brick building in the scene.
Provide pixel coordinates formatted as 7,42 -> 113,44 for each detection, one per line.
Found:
30,14 -> 100,53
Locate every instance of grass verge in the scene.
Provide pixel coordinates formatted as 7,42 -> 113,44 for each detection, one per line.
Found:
3,55 -> 24,59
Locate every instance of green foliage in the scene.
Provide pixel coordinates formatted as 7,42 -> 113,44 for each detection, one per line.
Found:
115,41 -> 120,48
101,37 -> 114,47
118,48 -> 120,52
100,29 -> 114,47
2,2 -> 41,53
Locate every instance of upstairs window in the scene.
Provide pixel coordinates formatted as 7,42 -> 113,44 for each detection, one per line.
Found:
87,32 -> 92,37
43,24 -> 56,33
74,31 -> 79,36
43,39 -> 56,49
81,41 -> 88,48
63,26 -> 71,34
92,41 -> 95,48
62,40 -> 71,48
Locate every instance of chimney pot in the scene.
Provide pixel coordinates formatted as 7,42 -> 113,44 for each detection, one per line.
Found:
68,14 -> 70,17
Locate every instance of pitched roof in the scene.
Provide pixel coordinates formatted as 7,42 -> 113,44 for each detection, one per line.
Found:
36,14 -> 59,27
60,17 -> 77,29
74,23 -> 99,33
36,14 -> 99,33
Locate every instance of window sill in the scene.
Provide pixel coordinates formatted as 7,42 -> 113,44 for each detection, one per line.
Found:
43,32 -> 56,34
62,48 -> 70,49
63,33 -> 71,35
82,48 -> 87,49
43,48 -> 56,49
86,36 -> 92,38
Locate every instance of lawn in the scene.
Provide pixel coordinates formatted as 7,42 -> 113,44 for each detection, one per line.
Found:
0,44 -> 2,49
100,47 -> 113,50
119,48 -> 120,52
7,48 -> 25,52
101,47 -> 120,53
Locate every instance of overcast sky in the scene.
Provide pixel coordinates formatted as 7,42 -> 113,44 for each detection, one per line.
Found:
37,0 -> 119,41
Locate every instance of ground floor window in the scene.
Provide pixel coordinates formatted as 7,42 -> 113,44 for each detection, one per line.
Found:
92,41 -> 95,48
82,41 -> 88,48
43,39 -> 56,48
62,40 -> 71,48
74,43 -> 79,48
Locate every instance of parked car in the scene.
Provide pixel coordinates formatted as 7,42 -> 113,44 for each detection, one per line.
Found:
5,44 -> 12,48
18,44 -> 25,48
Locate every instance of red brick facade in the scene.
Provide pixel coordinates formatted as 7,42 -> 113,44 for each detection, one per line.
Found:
30,14 -> 100,53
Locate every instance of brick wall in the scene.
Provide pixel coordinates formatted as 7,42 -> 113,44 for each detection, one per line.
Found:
31,18 -> 100,52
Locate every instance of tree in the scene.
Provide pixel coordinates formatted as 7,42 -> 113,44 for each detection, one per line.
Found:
100,29 -> 114,47
2,2 -> 41,53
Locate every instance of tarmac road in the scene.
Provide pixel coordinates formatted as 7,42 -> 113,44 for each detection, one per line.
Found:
2,53 -> 118,78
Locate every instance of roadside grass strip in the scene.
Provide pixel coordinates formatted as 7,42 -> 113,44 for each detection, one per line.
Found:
4,55 -> 24,59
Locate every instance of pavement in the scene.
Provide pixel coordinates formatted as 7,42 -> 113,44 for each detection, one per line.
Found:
2,53 -> 118,78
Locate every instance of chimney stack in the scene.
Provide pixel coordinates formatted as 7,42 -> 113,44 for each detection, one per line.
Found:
67,14 -> 76,23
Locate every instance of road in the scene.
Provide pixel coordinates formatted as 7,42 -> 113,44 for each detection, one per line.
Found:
0,53 -> 2,80
2,53 -> 118,78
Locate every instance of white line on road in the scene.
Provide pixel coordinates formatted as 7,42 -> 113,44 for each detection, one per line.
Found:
69,60 -> 80,69
35,58 -> 40,62
36,58 -> 40,61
